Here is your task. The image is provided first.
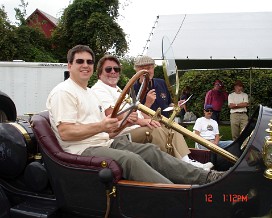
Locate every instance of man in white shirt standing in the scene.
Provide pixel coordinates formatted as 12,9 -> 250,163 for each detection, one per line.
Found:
194,105 -> 233,150
228,80 -> 249,140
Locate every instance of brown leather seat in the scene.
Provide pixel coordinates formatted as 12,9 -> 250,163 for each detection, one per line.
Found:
31,110 -> 122,182
31,110 -> 122,215
188,148 -> 211,164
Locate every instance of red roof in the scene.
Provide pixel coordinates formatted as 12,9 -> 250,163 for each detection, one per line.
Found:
26,8 -> 58,37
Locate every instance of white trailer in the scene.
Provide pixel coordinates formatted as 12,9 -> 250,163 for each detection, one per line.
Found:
0,61 -> 68,116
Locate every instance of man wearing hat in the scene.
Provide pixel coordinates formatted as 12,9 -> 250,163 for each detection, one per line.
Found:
204,79 -> 228,123
193,104 -> 233,150
228,80 -> 249,140
133,56 -> 173,118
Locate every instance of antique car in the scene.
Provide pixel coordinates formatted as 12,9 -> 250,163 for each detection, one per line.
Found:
1,37 -> 272,217
1,70 -> 272,218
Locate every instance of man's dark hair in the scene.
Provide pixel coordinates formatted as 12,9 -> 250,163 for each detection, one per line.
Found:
67,45 -> 95,64
96,55 -> 121,77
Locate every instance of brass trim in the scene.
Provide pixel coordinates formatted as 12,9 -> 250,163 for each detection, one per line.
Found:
263,124 -> 272,179
34,153 -> 42,160
8,122 -> 31,145
264,169 -> 272,180
138,104 -> 238,163
101,160 -> 108,168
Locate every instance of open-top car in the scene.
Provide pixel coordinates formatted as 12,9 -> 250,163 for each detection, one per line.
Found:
1,38 -> 272,217
1,73 -> 272,218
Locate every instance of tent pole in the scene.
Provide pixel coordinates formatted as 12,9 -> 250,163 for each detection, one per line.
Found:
249,67 -> 252,117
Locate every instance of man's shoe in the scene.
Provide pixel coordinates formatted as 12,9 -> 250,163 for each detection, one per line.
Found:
206,170 -> 225,183
188,159 -> 214,171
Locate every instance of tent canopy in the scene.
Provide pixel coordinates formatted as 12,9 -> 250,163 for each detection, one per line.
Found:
146,12 -> 272,70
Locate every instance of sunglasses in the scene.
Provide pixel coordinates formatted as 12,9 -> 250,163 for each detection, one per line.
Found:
104,66 -> 121,73
75,59 -> 94,65
205,109 -> 213,112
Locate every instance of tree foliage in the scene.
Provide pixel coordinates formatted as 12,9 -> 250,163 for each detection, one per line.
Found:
0,5 -> 17,60
0,1 -> 57,62
14,0 -> 28,26
52,0 -> 128,62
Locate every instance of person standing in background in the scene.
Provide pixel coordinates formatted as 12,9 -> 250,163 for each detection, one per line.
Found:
179,86 -> 191,121
228,80 -> 249,140
204,79 -> 228,123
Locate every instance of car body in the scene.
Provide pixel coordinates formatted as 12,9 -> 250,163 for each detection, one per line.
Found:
0,88 -> 272,218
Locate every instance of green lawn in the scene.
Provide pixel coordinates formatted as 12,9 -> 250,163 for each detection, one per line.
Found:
184,124 -> 232,148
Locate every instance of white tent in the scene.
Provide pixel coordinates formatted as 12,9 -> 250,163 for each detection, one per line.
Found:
146,12 -> 272,70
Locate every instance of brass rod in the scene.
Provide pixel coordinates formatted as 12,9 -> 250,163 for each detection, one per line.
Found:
138,103 -> 238,163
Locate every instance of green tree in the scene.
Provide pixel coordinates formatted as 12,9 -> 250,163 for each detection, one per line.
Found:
13,25 -> 57,62
52,0 -> 128,63
14,0 -> 28,26
0,5 -> 17,60
0,1 -> 57,62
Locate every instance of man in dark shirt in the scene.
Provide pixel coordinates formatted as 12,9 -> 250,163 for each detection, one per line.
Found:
133,56 -> 173,118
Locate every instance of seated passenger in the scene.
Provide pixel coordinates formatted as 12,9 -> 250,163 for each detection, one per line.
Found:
193,104 -> 233,150
90,55 -> 213,170
46,45 -> 225,185
133,55 -> 173,118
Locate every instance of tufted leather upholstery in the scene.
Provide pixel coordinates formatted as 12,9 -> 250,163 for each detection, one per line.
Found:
188,148 -> 211,164
31,110 -> 122,183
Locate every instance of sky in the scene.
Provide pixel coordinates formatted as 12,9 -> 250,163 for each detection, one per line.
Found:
2,0 -> 272,57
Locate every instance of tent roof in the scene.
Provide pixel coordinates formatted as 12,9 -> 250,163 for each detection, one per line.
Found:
146,12 -> 272,70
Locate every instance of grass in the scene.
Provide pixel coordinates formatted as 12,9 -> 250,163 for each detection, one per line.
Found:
184,124 -> 232,148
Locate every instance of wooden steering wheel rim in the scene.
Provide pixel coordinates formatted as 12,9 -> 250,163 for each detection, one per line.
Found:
110,70 -> 149,131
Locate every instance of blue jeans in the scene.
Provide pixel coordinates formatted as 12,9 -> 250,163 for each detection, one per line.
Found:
211,110 -> 220,123
196,140 -> 233,150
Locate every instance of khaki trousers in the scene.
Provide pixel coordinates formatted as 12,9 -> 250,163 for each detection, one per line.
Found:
230,113 -> 248,140
127,126 -> 190,158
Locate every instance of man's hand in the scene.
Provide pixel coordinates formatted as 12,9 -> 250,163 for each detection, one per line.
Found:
101,115 -> 119,133
145,89 -> 156,107
137,118 -> 161,129
178,99 -> 186,108
127,111 -> 138,124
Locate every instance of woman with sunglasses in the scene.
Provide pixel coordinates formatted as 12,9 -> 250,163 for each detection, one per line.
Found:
90,55 -> 213,171
193,104 -> 233,150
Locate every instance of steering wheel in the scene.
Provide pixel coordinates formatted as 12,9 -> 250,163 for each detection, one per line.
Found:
111,70 -> 238,163
111,70 -> 150,132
